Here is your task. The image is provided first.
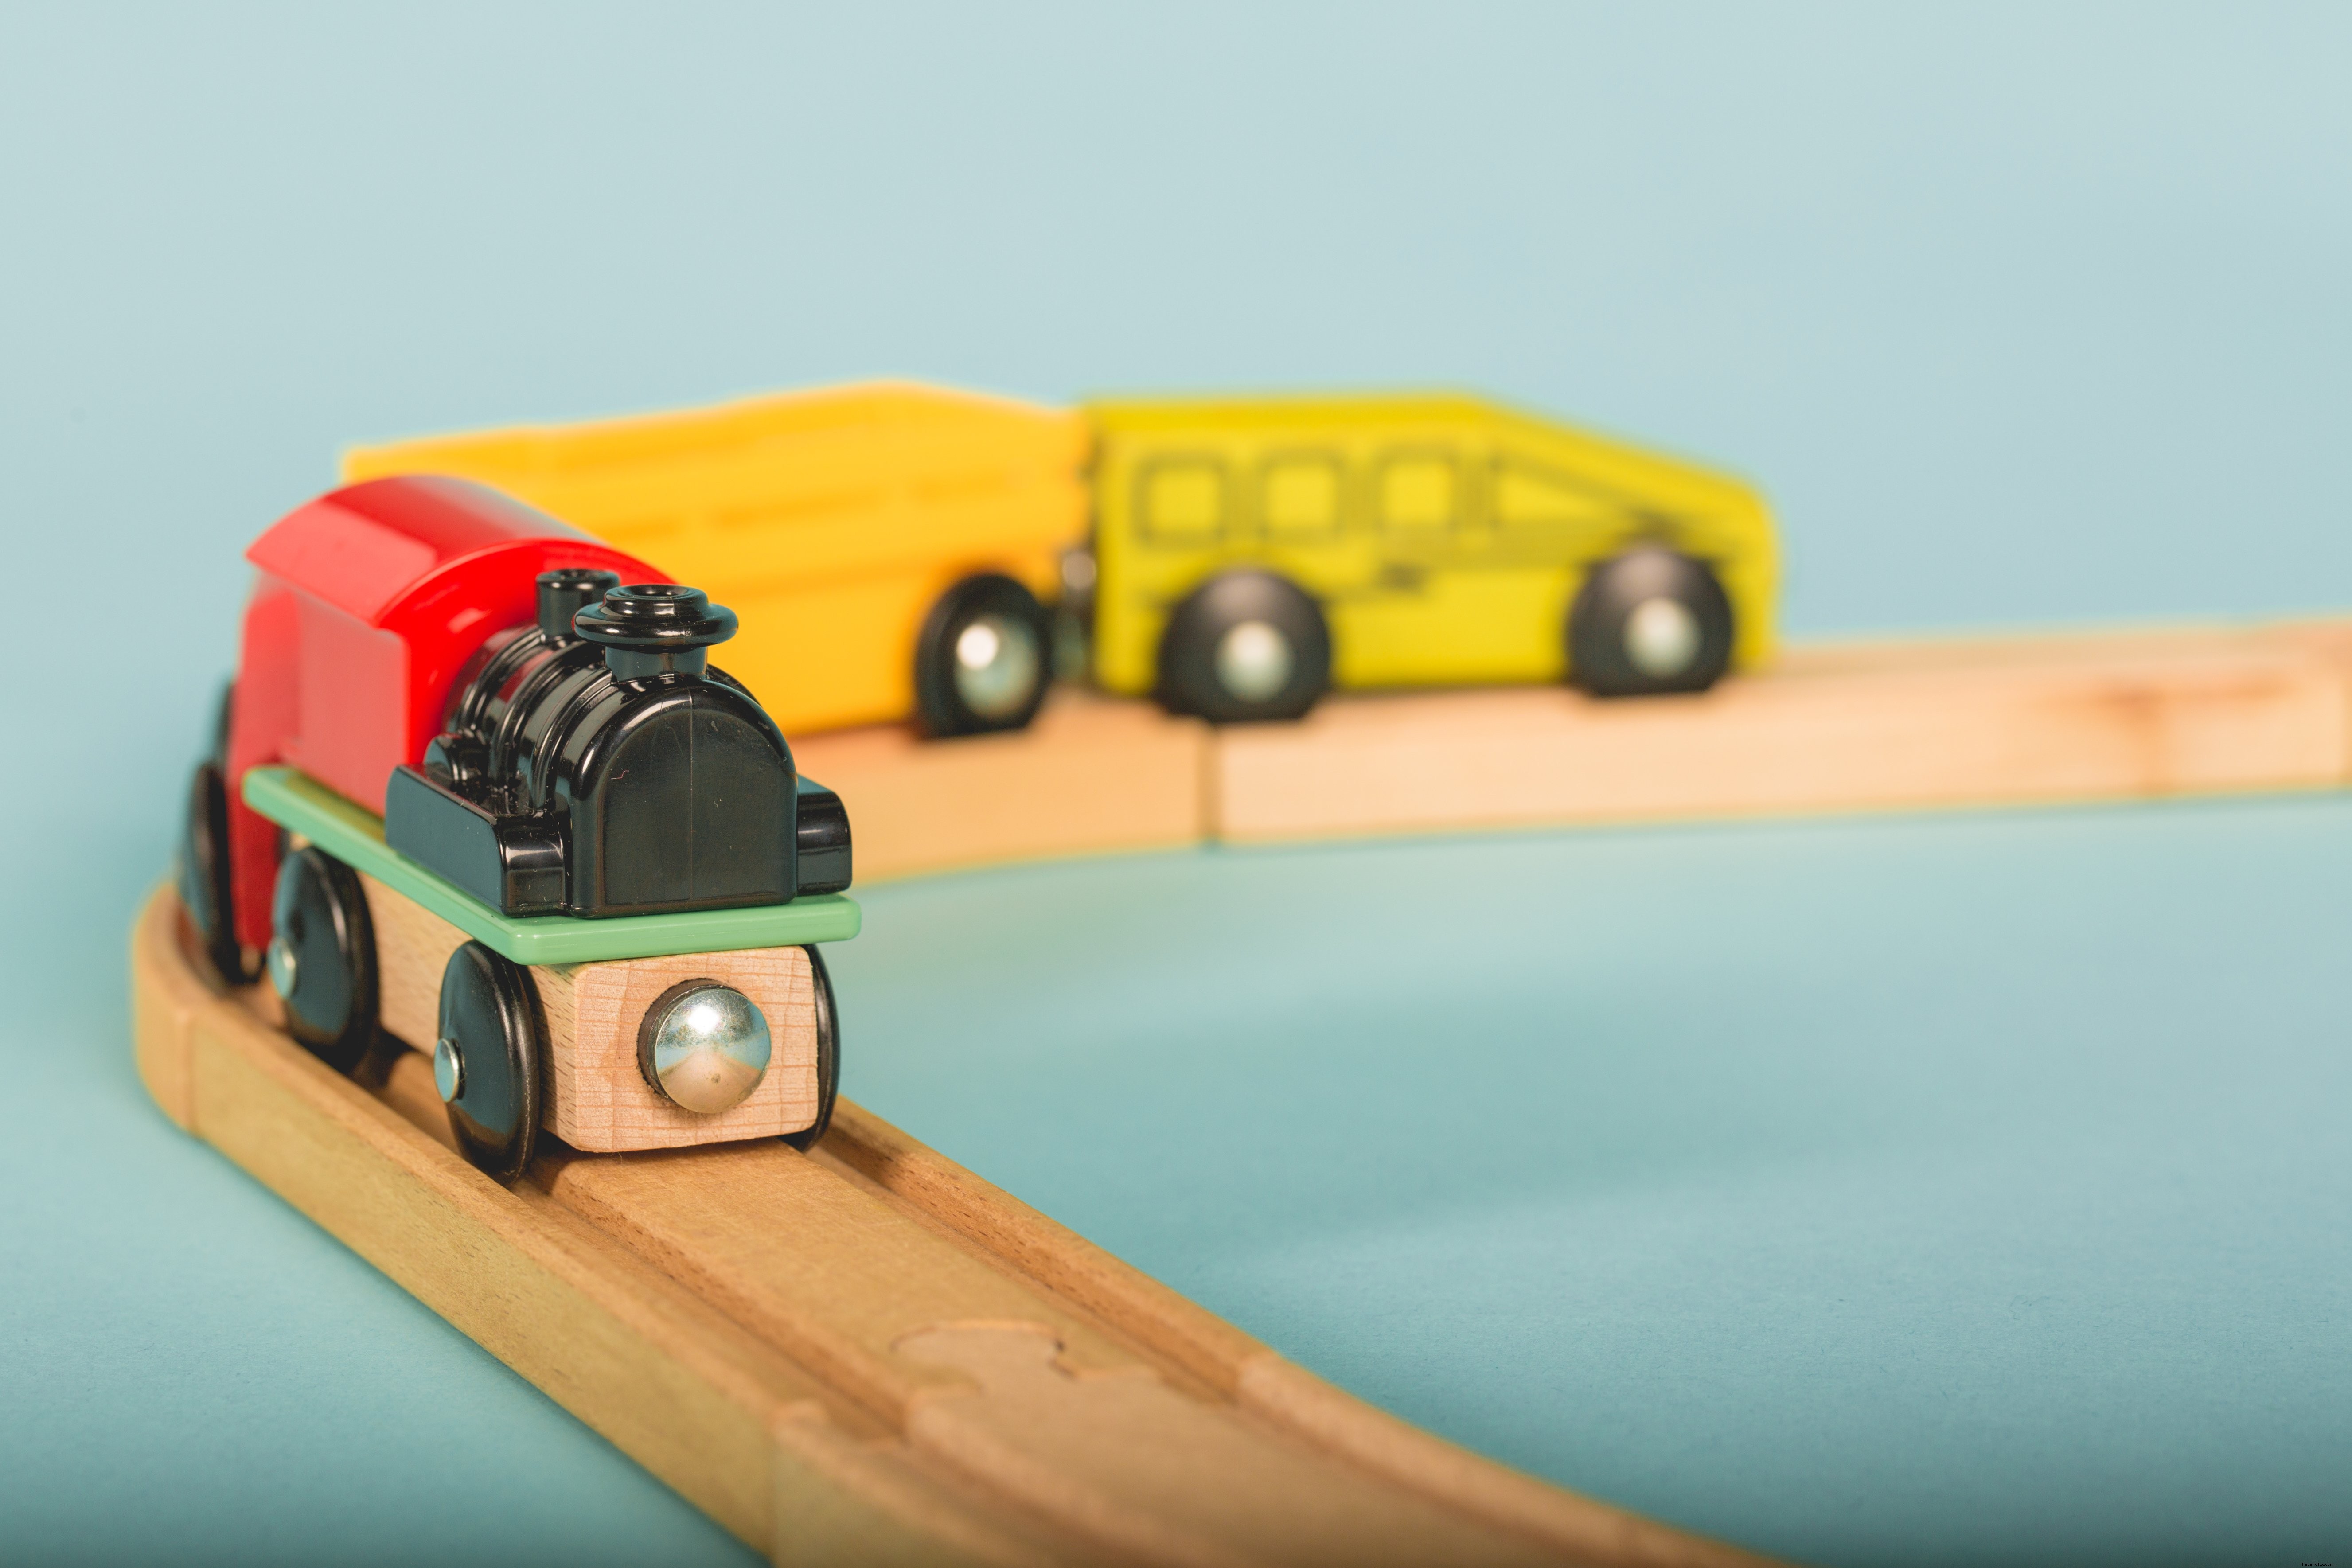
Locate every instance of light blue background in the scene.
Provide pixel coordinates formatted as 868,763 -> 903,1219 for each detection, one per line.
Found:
2,4 -> 2347,1564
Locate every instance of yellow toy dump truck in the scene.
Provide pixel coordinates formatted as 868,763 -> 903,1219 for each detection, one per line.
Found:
346,382 -> 1777,731
342,382 -> 1088,737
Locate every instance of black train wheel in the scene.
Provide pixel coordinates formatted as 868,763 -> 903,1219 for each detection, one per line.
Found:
1566,547 -> 1736,698
913,573 -> 1054,737
435,941 -> 545,1185
1155,569 -> 1331,723
179,761 -> 252,986
267,847 -> 378,1072
779,944 -> 840,1152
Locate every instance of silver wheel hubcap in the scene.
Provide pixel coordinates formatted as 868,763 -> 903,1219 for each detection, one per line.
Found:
1624,596 -> 1701,678
265,936 -> 298,997
433,1035 -> 465,1102
641,984 -> 772,1115
1215,620 -> 1294,703
952,613 -> 1041,720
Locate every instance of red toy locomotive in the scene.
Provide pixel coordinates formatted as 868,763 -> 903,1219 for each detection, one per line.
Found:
180,475 -> 857,1181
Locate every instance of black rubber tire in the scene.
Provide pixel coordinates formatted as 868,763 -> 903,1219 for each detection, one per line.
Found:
1155,569 -> 1331,723
437,942 -> 546,1185
780,944 -> 841,1153
180,761 -> 252,987
207,679 -> 234,769
913,574 -> 1054,737
1566,548 -> 1736,698
268,847 -> 379,1072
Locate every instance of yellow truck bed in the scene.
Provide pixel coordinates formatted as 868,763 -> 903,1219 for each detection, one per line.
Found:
343,381 -> 1088,735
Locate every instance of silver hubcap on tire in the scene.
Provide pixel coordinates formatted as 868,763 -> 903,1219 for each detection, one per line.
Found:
433,1035 -> 465,1102
953,614 -> 1041,720
1215,620 -> 1294,702
1624,596 -> 1701,679
265,936 -> 298,997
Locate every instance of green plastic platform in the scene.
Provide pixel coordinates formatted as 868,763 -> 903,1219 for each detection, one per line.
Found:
241,766 -> 860,966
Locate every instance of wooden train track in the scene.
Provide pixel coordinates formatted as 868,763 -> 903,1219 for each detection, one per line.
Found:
802,619 -> 2352,882
132,891 -> 1766,1568
130,618 -> 2352,1565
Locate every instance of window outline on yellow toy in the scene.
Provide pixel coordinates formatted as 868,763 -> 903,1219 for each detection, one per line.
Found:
1255,449 -> 1349,542
1134,455 -> 1230,545
1373,447 -> 1463,535
1489,452 -> 1643,537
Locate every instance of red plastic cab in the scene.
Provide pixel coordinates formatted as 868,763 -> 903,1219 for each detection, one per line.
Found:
224,476 -> 659,951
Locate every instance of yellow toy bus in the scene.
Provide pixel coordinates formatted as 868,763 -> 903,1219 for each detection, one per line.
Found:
1083,392 -> 1777,721
345,382 -> 1777,732
342,382 -> 1087,737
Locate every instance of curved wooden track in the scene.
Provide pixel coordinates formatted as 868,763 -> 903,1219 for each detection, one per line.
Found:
131,620 -> 2352,1565
133,893 -> 1768,1568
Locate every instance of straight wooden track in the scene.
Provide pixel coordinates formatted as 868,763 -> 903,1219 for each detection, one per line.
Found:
796,620 -> 2352,879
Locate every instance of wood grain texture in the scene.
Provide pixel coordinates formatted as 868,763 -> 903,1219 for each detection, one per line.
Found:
132,887 -> 1775,1568
1212,621 -> 2352,843
820,1102 -> 1748,1568
359,872 -> 819,1151
893,1324 -> 1571,1568
795,689 -> 1210,882
361,866 -> 467,1052
535,947 -> 818,1151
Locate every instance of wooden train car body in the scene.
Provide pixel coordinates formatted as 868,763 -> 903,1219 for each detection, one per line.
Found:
183,476 -> 858,1180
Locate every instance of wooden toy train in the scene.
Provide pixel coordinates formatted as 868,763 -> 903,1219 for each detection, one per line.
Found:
178,475 -> 859,1182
